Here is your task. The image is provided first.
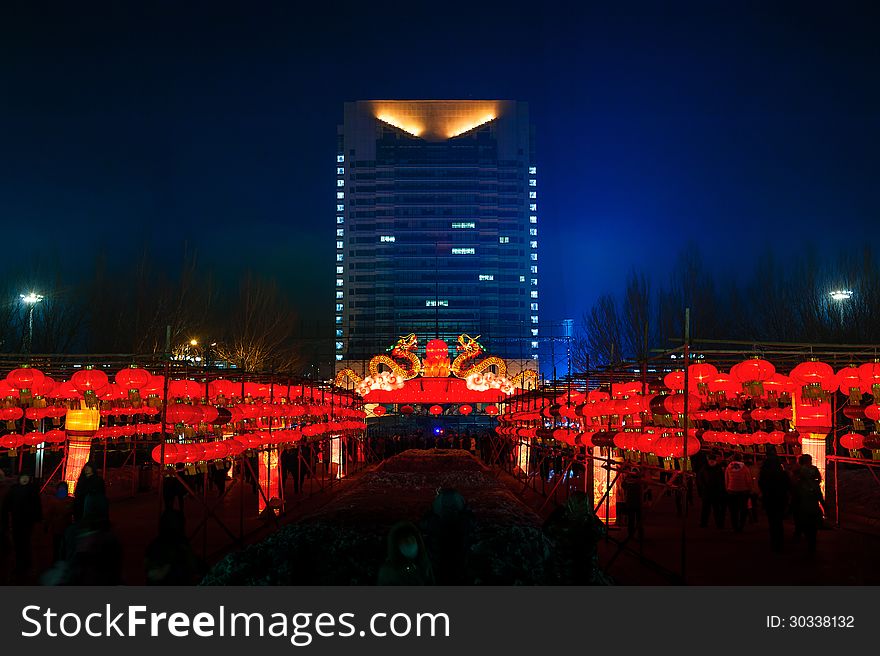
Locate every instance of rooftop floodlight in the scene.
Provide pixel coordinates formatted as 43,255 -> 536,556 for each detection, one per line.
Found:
829,290 -> 853,301
20,292 -> 44,304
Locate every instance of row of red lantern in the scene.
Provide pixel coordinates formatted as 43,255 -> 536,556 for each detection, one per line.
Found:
164,403 -> 366,425
701,430 -> 796,446
0,430 -> 68,448
839,433 -> 880,450
664,361 -> 880,397
3,367 -> 359,405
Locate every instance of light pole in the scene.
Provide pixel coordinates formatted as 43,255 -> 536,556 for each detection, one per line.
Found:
20,292 -> 44,354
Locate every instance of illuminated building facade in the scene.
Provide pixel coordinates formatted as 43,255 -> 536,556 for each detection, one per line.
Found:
334,100 -> 538,368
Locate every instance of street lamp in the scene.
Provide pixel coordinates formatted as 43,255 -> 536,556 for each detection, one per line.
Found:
20,292 -> 44,354
829,290 -> 853,301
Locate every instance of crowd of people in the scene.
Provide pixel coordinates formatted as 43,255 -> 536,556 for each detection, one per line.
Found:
695,447 -> 826,553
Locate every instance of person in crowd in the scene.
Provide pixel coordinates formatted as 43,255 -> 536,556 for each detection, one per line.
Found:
43,481 -> 73,562
420,488 -> 475,585
747,455 -> 762,523
144,508 -> 201,585
792,453 -> 825,553
377,521 -> 434,585
210,460 -> 229,497
725,452 -> 753,532
621,465 -> 644,542
1,472 -> 43,578
543,492 -> 608,584
697,451 -> 727,529
58,493 -> 123,585
758,445 -> 790,552
73,463 -> 106,522
162,471 -> 186,511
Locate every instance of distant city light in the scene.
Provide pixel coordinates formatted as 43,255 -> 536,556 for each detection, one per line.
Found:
829,290 -> 853,301
190,338 -> 199,346
20,292 -> 44,304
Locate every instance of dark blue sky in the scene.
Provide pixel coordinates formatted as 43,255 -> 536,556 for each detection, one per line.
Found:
1,1 -> 877,327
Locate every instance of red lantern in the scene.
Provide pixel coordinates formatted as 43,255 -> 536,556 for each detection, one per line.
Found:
707,374 -> 740,396
165,404 -> 198,424
169,379 -> 203,399
34,377 -> 56,397
840,433 -> 864,450
44,429 -> 66,444
373,405 -> 386,416
429,405 -> 443,416
115,366 -> 152,390
662,393 -> 703,415
6,367 -> 46,391
865,404 -> 880,421
400,405 -> 414,415
790,360 -> 835,388
208,379 -> 238,399
458,404 -> 473,416
731,358 -> 775,384
71,367 -> 109,393
485,405 -> 499,416
24,431 -> 45,446
0,381 -> 16,397
859,362 -> 880,391
663,370 -> 685,392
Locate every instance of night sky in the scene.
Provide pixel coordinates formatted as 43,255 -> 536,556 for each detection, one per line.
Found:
2,1 -> 878,331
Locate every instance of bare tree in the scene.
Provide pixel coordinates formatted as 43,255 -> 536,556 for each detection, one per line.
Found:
622,269 -> 652,363
212,273 -> 303,373
575,294 -> 623,370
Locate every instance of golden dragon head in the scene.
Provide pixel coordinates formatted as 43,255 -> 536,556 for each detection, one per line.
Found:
456,333 -> 483,355
388,333 -> 418,355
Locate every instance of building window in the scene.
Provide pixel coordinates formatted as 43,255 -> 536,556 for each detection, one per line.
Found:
452,247 -> 475,254
335,304 -> 343,312
336,229 -> 344,237
530,253 -> 538,261
530,278 -> 537,286
529,204 -> 537,211
336,179 -> 345,187
531,354 -> 539,360
531,341 -> 539,349
380,235 -> 396,242
336,291 -> 343,299
531,316 -> 539,324
531,265 -> 538,273
529,191 -> 537,199
335,316 -> 342,324
499,236 -> 509,244
529,166 -> 536,174
337,216 -> 344,224
529,179 -> 536,186
336,341 -> 344,350
336,329 -> 343,337
426,299 -> 449,307
530,241 -> 538,249
530,228 -> 537,236
530,303 -> 539,311
336,266 -> 344,274
519,275 -> 525,282
478,274 -> 494,281
336,254 -> 344,262
336,167 -> 344,175
531,329 -> 538,336
336,192 -> 345,200
336,241 -> 344,249
336,279 -> 343,287
529,216 -> 537,224
530,290 -> 538,298
336,354 -> 343,361
337,155 -> 345,163
337,204 -> 344,212
451,221 -> 476,229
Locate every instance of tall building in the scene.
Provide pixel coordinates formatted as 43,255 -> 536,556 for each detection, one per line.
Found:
334,100 -> 538,368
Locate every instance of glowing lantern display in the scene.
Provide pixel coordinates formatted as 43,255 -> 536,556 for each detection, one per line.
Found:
115,366 -> 151,391
71,367 -> 109,394
839,433 -> 864,450
663,370 -> 685,392
258,448 -> 281,515
6,366 -> 45,393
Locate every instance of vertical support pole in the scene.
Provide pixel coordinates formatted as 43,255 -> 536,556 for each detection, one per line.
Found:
681,307 -> 690,583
